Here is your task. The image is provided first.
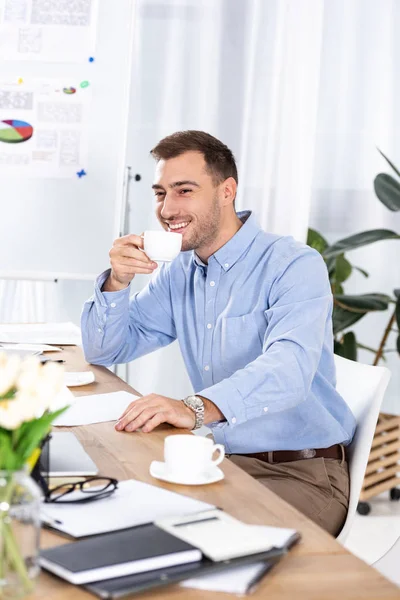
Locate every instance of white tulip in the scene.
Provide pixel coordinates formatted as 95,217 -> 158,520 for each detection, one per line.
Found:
0,354 -> 68,430
0,397 -> 27,430
0,352 -> 20,396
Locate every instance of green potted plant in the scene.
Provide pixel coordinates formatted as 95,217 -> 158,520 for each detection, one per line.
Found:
307,149 -> 400,365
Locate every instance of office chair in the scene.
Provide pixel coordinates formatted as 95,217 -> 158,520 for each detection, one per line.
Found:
334,354 -> 391,544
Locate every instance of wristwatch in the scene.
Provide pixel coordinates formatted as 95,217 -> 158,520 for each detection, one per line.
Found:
182,395 -> 205,430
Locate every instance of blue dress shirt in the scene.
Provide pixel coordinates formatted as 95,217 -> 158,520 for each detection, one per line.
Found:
81,211 -> 356,453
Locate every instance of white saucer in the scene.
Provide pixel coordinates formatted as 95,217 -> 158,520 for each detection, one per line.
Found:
149,461 -> 224,486
64,371 -> 95,387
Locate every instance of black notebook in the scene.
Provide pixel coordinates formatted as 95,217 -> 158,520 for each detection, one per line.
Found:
84,550 -> 285,599
39,524 -> 202,585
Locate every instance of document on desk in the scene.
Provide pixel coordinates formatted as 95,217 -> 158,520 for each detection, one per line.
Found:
0,322 -> 82,345
40,480 -> 215,538
53,391 -> 138,426
181,561 -> 270,595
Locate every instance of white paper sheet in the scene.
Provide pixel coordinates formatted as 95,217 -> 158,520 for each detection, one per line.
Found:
53,390 -> 138,426
0,78 -> 91,178
181,562 -> 268,595
40,479 -> 215,538
0,0 -> 98,63
0,322 -> 81,345
0,343 -> 62,352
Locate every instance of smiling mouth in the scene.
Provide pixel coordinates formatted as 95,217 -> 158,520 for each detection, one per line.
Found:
167,220 -> 191,233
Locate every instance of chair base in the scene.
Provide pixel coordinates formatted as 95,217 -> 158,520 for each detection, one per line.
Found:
357,501 -> 371,516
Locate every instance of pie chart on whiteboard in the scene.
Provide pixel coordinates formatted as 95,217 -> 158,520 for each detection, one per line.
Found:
0,119 -> 34,143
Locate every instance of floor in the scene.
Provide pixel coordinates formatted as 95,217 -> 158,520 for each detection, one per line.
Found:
345,490 -> 400,586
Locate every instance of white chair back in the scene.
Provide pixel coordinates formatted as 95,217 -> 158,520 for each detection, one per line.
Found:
334,354 -> 391,543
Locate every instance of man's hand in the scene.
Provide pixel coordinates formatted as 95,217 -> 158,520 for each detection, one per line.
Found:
115,394 -> 196,433
102,234 -> 158,292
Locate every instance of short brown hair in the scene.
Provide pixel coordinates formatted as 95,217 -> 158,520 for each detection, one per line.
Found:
150,130 -> 238,187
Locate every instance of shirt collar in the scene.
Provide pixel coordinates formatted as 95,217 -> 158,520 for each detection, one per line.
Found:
193,211 -> 261,272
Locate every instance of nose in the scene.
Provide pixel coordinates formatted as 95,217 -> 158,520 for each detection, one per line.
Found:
160,193 -> 178,221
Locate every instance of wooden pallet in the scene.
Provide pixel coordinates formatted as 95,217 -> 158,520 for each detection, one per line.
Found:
360,412 -> 400,502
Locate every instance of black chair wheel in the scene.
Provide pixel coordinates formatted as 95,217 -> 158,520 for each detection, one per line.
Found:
390,488 -> 400,501
357,501 -> 371,515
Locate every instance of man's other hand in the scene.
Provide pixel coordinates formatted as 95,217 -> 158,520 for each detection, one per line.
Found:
115,394 -> 196,433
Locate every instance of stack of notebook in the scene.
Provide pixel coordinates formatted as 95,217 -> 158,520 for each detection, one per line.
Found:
40,509 -> 300,598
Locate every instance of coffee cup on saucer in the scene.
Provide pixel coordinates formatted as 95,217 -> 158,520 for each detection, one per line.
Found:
143,230 -> 182,262
150,435 -> 225,485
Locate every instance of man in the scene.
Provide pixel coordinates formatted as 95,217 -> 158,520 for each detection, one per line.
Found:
82,130 -> 356,536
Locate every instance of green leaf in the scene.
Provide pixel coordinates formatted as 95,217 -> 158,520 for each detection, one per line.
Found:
325,256 -> 337,279
334,340 -> 346,357
341,332 -> 358,361
332,305 -> 366,334
333,283 -> 344,295
353,266 -> 369,278
0,407 -> 67,471
307,228 -> 328,254
374,174 -> 400,212
323,229 -> 400,258
14,409 -> 66,466
377,148 -> 400,178
334,293 -> 391,311
334,333 -> 358,360
334,254 -> 352,284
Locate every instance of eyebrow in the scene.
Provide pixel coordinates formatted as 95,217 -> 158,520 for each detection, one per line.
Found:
152,180 -> 200,190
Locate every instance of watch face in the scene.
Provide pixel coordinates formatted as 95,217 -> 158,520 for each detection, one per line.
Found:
191,396 -> 203,409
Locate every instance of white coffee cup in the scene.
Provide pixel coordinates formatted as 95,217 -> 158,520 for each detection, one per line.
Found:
143,230 -> 182,262
164,435 -> 225,479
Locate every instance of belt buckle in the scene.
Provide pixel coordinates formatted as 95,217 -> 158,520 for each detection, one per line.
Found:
303,449 -> 317,459
267,451 -> 275,464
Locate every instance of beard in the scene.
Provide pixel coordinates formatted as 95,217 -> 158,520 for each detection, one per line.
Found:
181,194 -> 221,252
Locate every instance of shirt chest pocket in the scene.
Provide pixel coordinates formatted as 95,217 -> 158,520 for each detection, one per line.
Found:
220,313 -> 263,375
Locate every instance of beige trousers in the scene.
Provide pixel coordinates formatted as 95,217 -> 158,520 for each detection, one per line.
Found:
228,454 -> 349,536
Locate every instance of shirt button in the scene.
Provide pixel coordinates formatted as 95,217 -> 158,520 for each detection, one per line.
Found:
224,263 -> 229,268
110,302 -> 116,308
97,328 -> 102,333
209,281 -> 215,287
232,417 -> 237,424
263,407 -> 269,413
204,365 -> 210,371
206,323 -> 212,329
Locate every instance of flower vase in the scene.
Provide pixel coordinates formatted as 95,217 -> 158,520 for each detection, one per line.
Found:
0,470 -> 42,598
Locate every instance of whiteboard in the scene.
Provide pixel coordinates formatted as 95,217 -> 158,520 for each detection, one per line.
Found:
0,0 -> 134,280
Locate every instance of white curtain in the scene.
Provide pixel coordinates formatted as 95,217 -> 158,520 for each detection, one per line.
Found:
124,0 -> 324,398
309,0 -> 400,413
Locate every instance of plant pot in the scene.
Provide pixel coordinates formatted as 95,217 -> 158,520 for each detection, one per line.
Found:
0,469 -> 42,598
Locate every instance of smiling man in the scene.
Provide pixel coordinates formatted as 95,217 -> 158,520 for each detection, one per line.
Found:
81,130 -> 356,536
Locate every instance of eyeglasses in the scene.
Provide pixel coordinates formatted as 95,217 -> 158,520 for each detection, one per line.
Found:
44,477 -> 118,504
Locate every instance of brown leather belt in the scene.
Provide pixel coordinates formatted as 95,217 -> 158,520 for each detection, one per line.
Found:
239,444 -> 345,464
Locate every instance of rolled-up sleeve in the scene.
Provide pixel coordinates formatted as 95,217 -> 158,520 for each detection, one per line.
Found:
199,249 -> 333,426
81,267 -> 176,366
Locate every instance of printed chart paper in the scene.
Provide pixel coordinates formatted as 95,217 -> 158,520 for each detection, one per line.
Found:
0,78 -> 90,177
0,0 -> 97,63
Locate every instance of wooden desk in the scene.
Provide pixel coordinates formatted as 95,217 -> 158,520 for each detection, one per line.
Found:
32,347 -> 400,600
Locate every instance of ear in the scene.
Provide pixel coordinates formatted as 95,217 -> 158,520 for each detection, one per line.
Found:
219,177 -> 237,207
